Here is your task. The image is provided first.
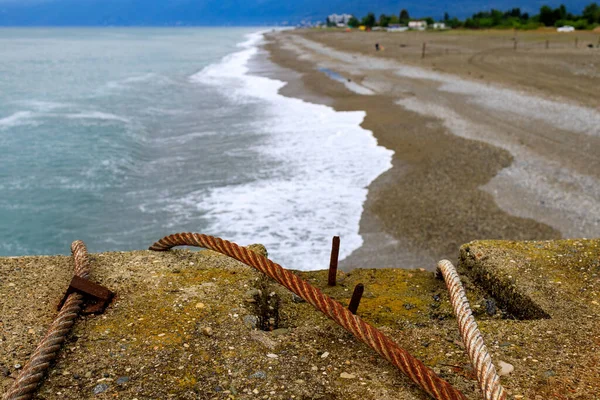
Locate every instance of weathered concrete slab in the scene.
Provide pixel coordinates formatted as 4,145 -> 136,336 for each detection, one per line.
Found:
1,239 -> 599,399
459,239 -> 600,399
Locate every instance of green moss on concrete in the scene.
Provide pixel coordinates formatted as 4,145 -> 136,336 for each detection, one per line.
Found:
460,239 -> 600,319
2,239 -> 599,399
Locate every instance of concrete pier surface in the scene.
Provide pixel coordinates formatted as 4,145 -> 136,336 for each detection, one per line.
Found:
1,239 -> 599,399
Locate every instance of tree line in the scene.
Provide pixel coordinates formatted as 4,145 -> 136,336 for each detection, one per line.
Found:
334,3 -> 600,30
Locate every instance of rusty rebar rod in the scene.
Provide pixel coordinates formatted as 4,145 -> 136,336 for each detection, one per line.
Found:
348,283 -> 364,314
150,233 -> 467,400
328,236 -> 340,286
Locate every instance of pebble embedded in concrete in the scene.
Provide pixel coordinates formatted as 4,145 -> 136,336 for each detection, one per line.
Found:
116,376 -> 129,385
292,294 -> 305,303
243,315 -> 258,328
93,383 -> 109,395
497,361 -> 514,376
201,327 -> 213,337
250,371 -> 266,379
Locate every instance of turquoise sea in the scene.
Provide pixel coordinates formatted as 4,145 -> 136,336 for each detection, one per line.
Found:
0,28 -> 392,269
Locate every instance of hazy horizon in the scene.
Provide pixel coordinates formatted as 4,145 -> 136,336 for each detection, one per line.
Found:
0,0 -> 593,26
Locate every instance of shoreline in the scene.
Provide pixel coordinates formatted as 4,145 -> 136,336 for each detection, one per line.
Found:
223,31 -> 393,270
261,29 -> 600,270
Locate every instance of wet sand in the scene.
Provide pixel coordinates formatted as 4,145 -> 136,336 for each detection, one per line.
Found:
262,29 -> 600,270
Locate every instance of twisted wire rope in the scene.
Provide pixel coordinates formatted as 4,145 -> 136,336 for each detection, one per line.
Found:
149,232 -> 468,400
2,241 -> 90,400
437,260 -> 507,400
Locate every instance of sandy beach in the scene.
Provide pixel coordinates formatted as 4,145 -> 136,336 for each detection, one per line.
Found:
263,29 -> 600,270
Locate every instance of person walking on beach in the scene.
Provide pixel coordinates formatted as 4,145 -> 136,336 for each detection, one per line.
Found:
375,43 -> 380,51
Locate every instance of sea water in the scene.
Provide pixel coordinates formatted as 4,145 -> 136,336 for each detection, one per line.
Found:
0,28 -> 392,270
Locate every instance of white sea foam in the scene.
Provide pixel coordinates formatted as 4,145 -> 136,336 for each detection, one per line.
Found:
0,109 -> 129,131
64,111 -> 130,123
152,131 -> 218,145
0,111 -> 38,129
187,31 -> 393,270
105,73 -> 176,91
15,100 -> 72,112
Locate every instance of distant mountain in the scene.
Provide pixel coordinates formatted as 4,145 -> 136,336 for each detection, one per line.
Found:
0,0 -> 593,26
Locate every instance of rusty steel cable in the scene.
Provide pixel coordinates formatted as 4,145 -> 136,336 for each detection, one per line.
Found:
437,260 -> 507,400
149,232 -> 468,400
3,241 -> 90,400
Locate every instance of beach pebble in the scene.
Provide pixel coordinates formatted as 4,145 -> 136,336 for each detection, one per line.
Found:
116,376 -> 129,385
201,327 -> 213,337
484,299 -> 497,315
93,383 -> 109,395
497,361 -> 514,376
195,302 -> 205,309
14,364 -> 22,370
544,370 -> 556,377
340,372 -> 356,379
271,328 -> 289,337
243,315 -> 258,329
250,371 -> 266,379
292,294 -> 306,303
247,244 -> 268,258
321,352 -> 329,359
266,353 -> 278,359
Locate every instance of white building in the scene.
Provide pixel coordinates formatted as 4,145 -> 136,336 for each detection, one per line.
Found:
408,21 -> 427,30
387,24 -> 409,32
433,22 -> 447,30
328,13 -> 353,25
557,25 -> 575,32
